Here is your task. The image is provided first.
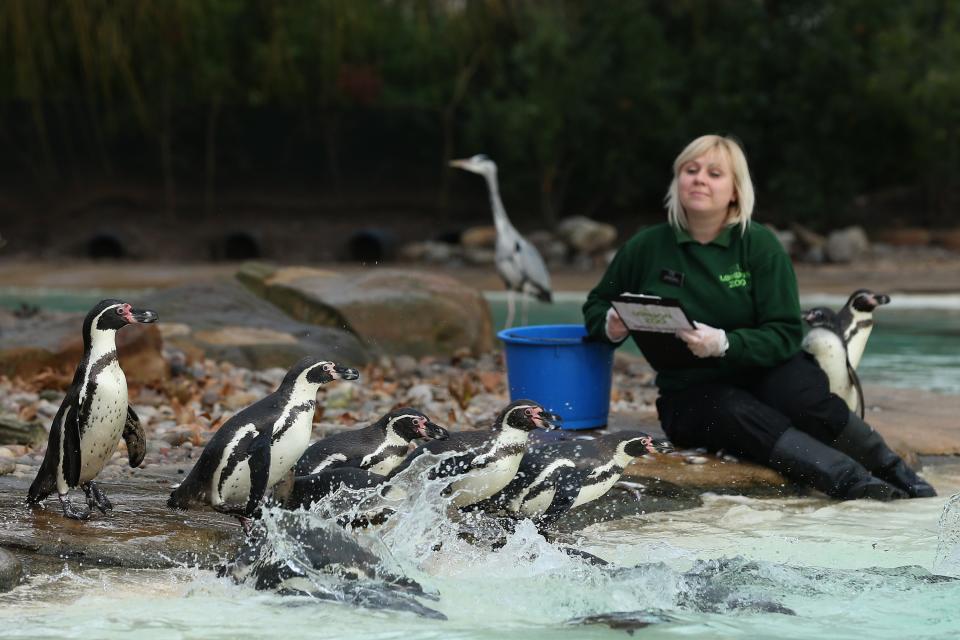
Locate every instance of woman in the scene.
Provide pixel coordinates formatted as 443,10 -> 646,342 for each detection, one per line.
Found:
583,135 -> 934,500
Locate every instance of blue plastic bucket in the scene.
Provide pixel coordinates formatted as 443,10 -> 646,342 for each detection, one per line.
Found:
497,324 -> 614,430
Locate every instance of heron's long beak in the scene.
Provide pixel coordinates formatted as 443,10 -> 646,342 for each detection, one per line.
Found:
334,365 -> 360,381
449,158 -> 469,169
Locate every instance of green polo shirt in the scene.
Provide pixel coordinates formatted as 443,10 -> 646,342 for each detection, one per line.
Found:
583,221 -> 802,392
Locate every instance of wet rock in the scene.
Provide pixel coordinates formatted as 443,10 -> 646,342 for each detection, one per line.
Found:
149,278 -> 369,370
0,474 -> 240,570
239,265 -> 493,357
0,548 -> 23,592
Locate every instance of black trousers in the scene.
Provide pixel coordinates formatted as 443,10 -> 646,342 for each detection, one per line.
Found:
655,353 -> 852,464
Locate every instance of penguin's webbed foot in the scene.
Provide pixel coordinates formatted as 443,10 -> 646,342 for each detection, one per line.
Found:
59,494 -> 91,520
82,481 -> 113,513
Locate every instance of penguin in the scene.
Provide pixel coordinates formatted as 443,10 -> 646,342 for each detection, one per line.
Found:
483,430 -> 673,529
27,299 -> 158,520
294,408 -> 448,477
167,357 -> 359,523
220,510 -> 446,620
388,399 -> 559,508
281,466 -> 388,510
802,289 -> 890,417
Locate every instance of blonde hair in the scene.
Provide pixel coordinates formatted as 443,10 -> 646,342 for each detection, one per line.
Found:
664,135 -> 755,235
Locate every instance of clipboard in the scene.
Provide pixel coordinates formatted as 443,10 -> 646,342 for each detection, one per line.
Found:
610,293 -> 712,370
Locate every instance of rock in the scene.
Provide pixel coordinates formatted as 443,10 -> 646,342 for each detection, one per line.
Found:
460,225 -> 497,249
239,265 -> 493,358
0,459 -> 15,476
149,278 -> 369,370
790,222 -> 826,262
825,226 -> 870,263
0,416 -> 46,447
0,548 -> 22,592
875,228 -> 932,246
556,216 -> 618,255
0,314 -> 167,383
462,246 -> 495,265
766,225 -> 795,256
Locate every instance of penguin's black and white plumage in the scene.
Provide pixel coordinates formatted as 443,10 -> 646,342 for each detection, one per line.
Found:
281,466 -> 389,511
294,408 -> 448,477
167,357 -> 359,520
27,299 -> 158,520
388,399 -> 559,508
483,430 -> 673,529
802,289 -> 890,417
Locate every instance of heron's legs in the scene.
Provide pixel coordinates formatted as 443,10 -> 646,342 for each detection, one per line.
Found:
521,294 -> 529,326
504,290 -> 516,329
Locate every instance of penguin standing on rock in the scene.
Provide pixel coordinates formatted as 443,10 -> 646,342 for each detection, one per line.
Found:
167,358 -> 359,524
27,299 -> 158,520
801,289 -> 890,417
389,399 -> 559,508
294,408 -> 448,477
483,431 -> 673,529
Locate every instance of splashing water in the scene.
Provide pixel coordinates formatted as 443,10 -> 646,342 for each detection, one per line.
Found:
2,464 -> 960,639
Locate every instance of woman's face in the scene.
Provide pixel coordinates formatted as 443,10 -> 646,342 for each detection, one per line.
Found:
677,150 -> 737,220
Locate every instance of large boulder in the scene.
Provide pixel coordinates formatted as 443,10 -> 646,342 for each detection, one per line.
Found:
825,226 -> 870,263
0,311 -> 166,383
0,548 -> 21,592
149,278 -> 369,370
557,216 -> 618,255
238,264 -> 493,357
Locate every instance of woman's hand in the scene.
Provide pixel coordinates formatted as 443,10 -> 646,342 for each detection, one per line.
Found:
677,321 -> 729,358
605,307 -> 629,342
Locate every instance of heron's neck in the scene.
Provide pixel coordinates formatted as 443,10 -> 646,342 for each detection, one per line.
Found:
483,172 -> 513,234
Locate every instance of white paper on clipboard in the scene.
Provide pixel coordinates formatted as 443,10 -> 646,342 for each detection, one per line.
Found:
610,293 -> 695,334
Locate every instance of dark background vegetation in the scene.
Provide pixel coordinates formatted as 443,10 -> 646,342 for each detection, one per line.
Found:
0,0 -> 957,259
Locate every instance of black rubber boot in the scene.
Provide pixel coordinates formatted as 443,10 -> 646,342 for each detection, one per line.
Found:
769,428 -> 908,501
832,413 -> 937,498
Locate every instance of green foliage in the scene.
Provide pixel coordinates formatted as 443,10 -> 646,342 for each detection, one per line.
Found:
0,0 -> 956,227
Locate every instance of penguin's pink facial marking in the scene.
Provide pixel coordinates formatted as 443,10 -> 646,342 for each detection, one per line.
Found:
117,303 -> 136,323
415,417 -> 429,437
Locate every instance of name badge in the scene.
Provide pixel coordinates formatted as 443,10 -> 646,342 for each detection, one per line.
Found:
660,268 -> 685,287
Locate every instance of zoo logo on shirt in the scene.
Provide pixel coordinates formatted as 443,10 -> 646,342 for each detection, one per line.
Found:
719,264 -> 749,289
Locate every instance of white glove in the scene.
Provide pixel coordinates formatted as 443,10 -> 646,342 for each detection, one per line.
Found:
677,321 -> 729,358
604,307 -> 629,342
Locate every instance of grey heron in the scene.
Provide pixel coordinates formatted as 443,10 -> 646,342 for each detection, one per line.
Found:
449,154 -> 553,327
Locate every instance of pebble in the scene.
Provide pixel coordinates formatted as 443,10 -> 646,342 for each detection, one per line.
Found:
0,447 -> 13,459
406,384 -> 434,406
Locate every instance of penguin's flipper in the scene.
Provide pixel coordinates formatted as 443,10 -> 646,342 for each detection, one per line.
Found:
245,430 -> 273,516
60,401 -> 82,488
847,359 -> 865,419
428,452 -> 476,480
123,406 -> 147,468
28,396 -> 79,503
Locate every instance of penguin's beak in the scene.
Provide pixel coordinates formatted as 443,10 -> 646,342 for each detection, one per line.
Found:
129,307 -> 159,324
537,410 -> 562,431
421,420 -> 449,440
334,365 -> 360,381
648,437 -> 674,454
872,293 -> 891,306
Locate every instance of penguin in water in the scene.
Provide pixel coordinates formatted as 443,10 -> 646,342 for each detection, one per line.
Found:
388,399 -> 559,508
802,289 -> 890,416
483,430 -> 673,529
294,408 -> 448,477
167,357 -> 359,525
220,510 -> 445,620
27,299 -> 158,520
